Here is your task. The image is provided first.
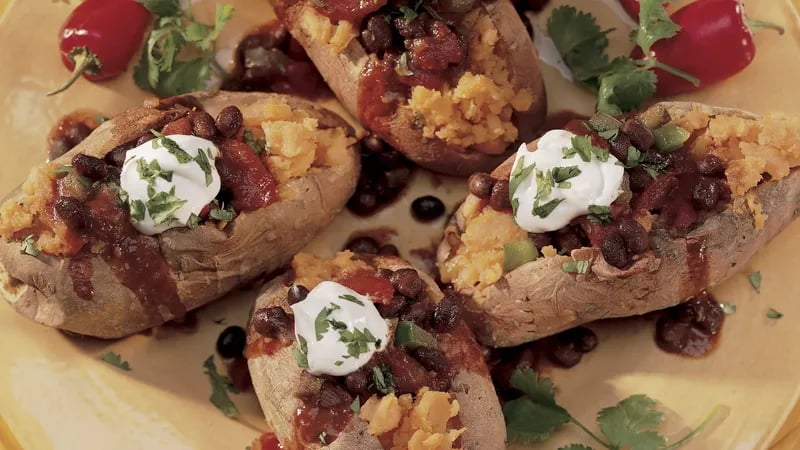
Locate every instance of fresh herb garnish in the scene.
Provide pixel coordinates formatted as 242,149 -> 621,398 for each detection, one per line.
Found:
767,308 -> 783,319
193,147 -> 214,186
339,294 -> 365,306
624,146 -> 645,168
598,128 -> 619,140
534,169 -> 554,201
504,368 -> 720,448
748,271 -> 761,293
20,235 -> 39,257
134,1 -> 234,97
562,260 -> 590,274
318,432 -> 328,445
136,158 -> 173,186
150,130 -> 193,162
314,303 -> 341,340
350,396 -> 361,413
395,52 -> 414,77
338,326 -> 379,359
100,352 -> 131,371
398,5 -> 418,21
146,186 -> 187,225
563,136 -> 608,163
294,335 -> 309,368
720,303 -> 737,315
202,355 -> 239,418
509,156 -> 535,203
243,129 -> 267,154
129,199 -> 146,222
187,213 -> 201,229
209,204 -> 236,222
53,165 -> 73,176
587,205 -> 612,225
547,2 -> 699,115
552,166 -> 582,184
533,198 -> 564,219
371,365 -> 395,394
213,317 -> 226,325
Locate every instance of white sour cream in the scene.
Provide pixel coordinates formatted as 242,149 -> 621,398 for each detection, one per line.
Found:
511,129 -> 624,233
120,134 -> 221,235
291,281 -> 388,377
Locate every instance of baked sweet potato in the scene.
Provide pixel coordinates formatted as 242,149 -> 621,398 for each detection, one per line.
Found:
437,102 -> 800,346
246,251 -> 505,450
273,0 -> 546,175
0,91 -> 360,338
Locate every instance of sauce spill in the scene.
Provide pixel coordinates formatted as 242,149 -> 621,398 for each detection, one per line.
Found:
655,291 -> 724,357
67,255 -> 94,300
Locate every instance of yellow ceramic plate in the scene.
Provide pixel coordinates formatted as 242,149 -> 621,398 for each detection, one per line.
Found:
0,1 -> 799,449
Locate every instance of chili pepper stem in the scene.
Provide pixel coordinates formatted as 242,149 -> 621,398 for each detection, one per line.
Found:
641,59 -> 701,87
746,18 -> 785,35
47,48 -> 102,96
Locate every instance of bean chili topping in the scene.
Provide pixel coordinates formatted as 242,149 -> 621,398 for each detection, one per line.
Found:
247,261 -> 473,447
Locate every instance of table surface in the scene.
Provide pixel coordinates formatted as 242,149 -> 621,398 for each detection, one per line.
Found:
0,0 -> 798,448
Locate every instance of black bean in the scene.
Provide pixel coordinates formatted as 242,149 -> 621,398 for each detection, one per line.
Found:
344,370 -> 370,395
399,301 -> 431,325
618,219 -> 650,254
104,143 -> 133,167
608,133 -> 632,162
673,296 -> 724,335
468,173 -> 494,199
411,195 -> 445,222
317,383 -> 352,408
252,307 -> 291,338
411,347 -> 450,373
361,135 -> 385,153
431,294 -> 462,332
344,236 -> 380,254
54,197 -> 91,231
347,191 -> 379,215
377,294 -> 407,318
65,122 -> 92,146
394,15 -> 426,39
287,285 -> 309,304
693,177 -> 721,211
189,111 -> 217,138
554,228 -> 583,253
547,341 -> 583,368
376,268 -> 394,279
378,244 -> 400,256
215,106 -> 243,138
620,118 -> 655,151
488,180 -> 511,211
564,327 -> 598,353
390,268 -> 424,299
361,15 -> 394,54
601,234 -> 629,268
136,133 -> 155,147
216,325 -> 247,359
628,166 -> 653,192
529,232 -> 552,250
71,154 -> 108,180
698,155 -> 725,177
49,137 -> 72,160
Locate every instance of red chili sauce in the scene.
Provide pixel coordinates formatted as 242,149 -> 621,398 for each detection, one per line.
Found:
47,110 -> 105,161
655,291 -> 724,357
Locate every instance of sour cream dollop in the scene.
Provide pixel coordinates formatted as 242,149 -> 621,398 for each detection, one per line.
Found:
291,281 -> 388,377
510,129 -> 624,233
120,134 -> 221,235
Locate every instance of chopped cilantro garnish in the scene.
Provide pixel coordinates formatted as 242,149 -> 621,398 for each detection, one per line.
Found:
314,303 -> 341,340
339,294 -> 365,306
509,156 -> 535,201
202,355 -> 239,418
532,198 -> 564,219
371,365 -> 394,394
151,130 -> 193,163
243,129 -> 267,154
552,166 -> 581,184
562,260 -> 590,274
53,165 -> 73,176
338,326 -> 379,359
136,158 -> 173,186
748,271 -> 761,293
193,147 -> 214,186
587,205 -> 612,225
294,335 -> 309,368
20,235 -> 39,257
209,205 -> 236,222
187,213 -> 201,229
767,308 -> 783,319
146,186 -> 187,225
129,199 -> 147,222
350,396 -> 361,413
720,303 -> 737,315
100,352 -> 131,371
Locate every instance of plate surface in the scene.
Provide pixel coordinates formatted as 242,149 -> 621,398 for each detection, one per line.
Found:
0,1 -> 799,449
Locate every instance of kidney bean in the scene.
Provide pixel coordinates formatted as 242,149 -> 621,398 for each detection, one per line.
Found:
608,133 -> 632,162
698,155 -> 725,177
601,234 -> 629,268
65,122 -> 92,146
378,244 -> 400,256
376,268 -> 393,279
620,118 -> 655,151
383,351 -> 430,395
361,15 -> 393,54
411,195 -> 445,222
468,173 -> 495,199
54,196 -> 91,231
692,177 -> 722,210
618,219 -> 650,254
344,369 -> 370,396
71,154 -> 108,180
431,294 -> 462,332
628,166 -> 653,192
361,135 -> 385,153
189,111 -> 217,138
252,306 -> 291,338
317,383 -> 353,408
344,236 -> 380,254
287,285 -> 309,304
547,341 -> 583,368
215,106 -> 243,138
394,15 -> 426,39
161,117 -> 192,135
399,301 -> 431,325
489,180 -> 511,211
411,347 -> 450,373
554,228 -> 583,253
377,294 -> 407,318
104,143 -> 133,167
390,268 -> 424,299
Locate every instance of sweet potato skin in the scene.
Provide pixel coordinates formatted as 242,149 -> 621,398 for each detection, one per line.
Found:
0,91 -> 360,338
247,256 -> 505,450
274,0 -> 546,176
437,102 -> 800,347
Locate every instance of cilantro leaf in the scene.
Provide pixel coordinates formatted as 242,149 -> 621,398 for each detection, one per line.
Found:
559,446 -> 595,450
597,61 -> 657,115
243,129 -> 267,154
350,396 -> 361,413
587,205 -> 612,225
748,271 -> 761,293
209,206 -> 236,222
136,0 -> 181,17
146,187 -> 187,225
20,235 -> 39,257
767,308 -> 783,319
720,303 -> 737,315
314,303 -> 340,340
596,394 -> 666,450
371,365 -> 395,394
129,200 -> 146,223
547,6 -> 611,85
509,156 -> 535,201
294,335 -> 309,368
533,198 -> 564,219
504,369 -> 571,444
339,294 -> 364,306
100,352 -> 131,371
633,0 -> 681,54
202,355 -> 239,418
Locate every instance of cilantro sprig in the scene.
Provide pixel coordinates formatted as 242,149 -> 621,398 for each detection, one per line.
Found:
202,355 -> 240,418
505,369 -> 720,449
547,1 -> 699,115
134,0 -> 234,97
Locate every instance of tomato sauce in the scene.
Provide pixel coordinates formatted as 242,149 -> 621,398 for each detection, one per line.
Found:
338,270 -> 395,304
244,335 -> 293,359
216,139 -> 279,211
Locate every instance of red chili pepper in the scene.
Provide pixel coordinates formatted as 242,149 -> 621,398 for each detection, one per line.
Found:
619,0 -> 642,18
631,0 -> 784,96
49,0 -> 151,96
